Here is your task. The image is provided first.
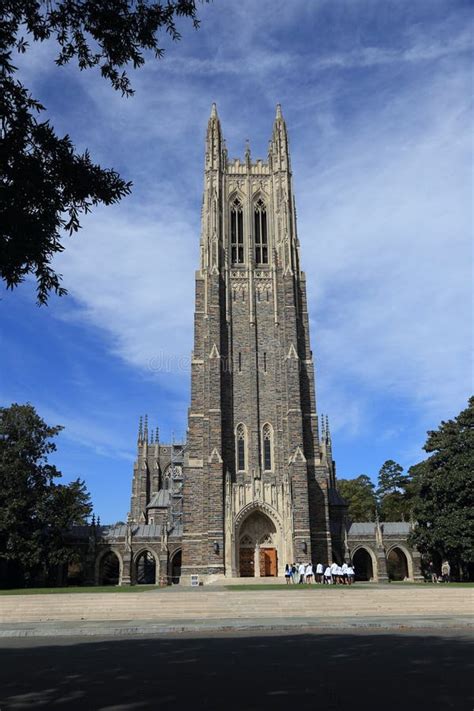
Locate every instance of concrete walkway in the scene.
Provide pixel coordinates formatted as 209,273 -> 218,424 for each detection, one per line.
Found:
0,585 -> 472,637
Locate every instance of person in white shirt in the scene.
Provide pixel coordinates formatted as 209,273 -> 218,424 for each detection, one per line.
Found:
316,562 -> 324,583
341,562 -> 348,584
305,563 -> 314,584
298,562 -> 306,584
324,565 -> 332,584
330,561 -> 338,584
347,565 -> 355,585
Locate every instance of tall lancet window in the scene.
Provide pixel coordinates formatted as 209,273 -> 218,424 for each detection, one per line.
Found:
236,424 -> 246,471
254,199 -> 268,264
230,198 -> 244,264
262,423 -> 273,471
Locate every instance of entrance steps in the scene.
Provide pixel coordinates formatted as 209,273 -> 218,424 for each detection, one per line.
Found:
0,587 -> 472,624
211,576 -> 287,585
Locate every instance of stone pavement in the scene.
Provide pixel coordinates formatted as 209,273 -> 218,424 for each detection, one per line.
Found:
0,585 -> 472,637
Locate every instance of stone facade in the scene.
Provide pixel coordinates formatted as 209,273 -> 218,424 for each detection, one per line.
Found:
73,105 -> 421,586
178,104 -> 343,582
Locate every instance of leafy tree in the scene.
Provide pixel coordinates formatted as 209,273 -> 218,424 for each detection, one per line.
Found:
410,397 -> 474,579
1,1 -> 204,303
0,403 -> 92,585
337,475 -> 377,522
376,459 -> 412,521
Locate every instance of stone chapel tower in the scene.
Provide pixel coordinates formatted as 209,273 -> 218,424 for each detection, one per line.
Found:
181,104 -> 339,582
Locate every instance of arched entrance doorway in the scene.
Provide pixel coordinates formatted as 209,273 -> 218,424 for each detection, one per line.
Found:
171,550 -> 182,584
238,510 -> 278,577
387,547 -> 409,581
135,550 -> 157,584
353,547 -> 374,581
98,551 -> 120,586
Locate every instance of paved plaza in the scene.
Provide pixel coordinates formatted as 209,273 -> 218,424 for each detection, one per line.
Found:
1,628 -> 473,710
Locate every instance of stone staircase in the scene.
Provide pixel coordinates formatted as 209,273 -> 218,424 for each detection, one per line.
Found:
0,587 -> 472,624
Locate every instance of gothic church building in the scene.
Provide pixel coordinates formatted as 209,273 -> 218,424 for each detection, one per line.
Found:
129,104 -> 344,583
84,105 -> 421,586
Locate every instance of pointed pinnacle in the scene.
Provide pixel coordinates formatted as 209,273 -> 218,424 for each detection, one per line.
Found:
276,103 -> 282,119
138,416 -> 143,440
210,102 -> 217,118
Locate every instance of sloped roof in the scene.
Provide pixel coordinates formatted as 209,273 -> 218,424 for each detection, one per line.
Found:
146,490 -> 171,509
348,521 -> 412,536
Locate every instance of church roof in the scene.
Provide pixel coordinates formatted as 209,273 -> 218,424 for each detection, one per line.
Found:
348,521 -> 412,536
146,490 -> 171,509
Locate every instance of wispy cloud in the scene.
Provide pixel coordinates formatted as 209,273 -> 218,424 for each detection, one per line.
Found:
5,0 -> 472,513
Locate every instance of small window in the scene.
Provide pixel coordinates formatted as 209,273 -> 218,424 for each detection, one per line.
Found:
263,423 -> 272,471
263,352 -> 267,372
254,199 -> 268,264
236,424 -> 246,471
238,352 -> 242,372
230,198 -> 244,264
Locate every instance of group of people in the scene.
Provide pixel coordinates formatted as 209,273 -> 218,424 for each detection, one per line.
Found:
285,561 -> 356,585
428,560 -> 451,583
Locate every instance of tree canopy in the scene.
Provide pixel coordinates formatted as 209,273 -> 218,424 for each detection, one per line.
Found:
1,1 -> 204,303
337,475 -> 376,522
410,396 -> 474,578
376,459 -> 413,521
0,403 -> 92,586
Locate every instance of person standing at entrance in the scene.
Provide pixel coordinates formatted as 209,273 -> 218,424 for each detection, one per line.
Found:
298,562 -> 306,584
305,563 -> 314,584
285,564 -> 292,585
347,564 -> 355,584
441,560 -> 451,583
316,562 -> 324,583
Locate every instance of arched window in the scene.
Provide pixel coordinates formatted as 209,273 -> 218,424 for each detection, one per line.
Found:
254,199 -> 268,264
230,198 -> 244,264
236,424 -> 246,471
262,423 -> 273,471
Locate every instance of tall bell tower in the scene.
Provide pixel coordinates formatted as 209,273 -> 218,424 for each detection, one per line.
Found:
181,104 -> 337,582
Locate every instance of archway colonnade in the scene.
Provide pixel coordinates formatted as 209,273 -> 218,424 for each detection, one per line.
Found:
350,544 -> 415,582
94,547 -> 182,586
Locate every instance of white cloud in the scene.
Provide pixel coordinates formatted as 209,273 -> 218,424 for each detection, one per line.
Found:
297,63 -> 472,430
19,1 -> 470,450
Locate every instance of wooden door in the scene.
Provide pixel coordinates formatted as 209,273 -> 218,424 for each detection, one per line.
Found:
259,548 -> 278,577
239,549 -> 255,577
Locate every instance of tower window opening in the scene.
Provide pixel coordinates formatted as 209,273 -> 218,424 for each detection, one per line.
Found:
238,352 -> 242,372
263,423 -> 273,471
263,352 -> 267,372
236,424 -> 246,471
230,198 -> 244,264
254,199 -> 268,264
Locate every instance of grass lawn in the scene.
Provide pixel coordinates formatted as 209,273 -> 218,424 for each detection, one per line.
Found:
0,585 -> 159,595
225,582 -> 474,591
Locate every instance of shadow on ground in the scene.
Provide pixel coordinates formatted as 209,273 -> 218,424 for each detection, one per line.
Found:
1,630 -> 473,710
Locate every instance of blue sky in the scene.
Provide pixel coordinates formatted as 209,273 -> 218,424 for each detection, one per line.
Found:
1,0 -> 472,522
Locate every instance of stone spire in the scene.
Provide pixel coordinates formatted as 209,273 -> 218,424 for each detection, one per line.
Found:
138,416 -> 143,444
269,103 -> 290,172
144,414 -> 149,443
205,102 -> 223,171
